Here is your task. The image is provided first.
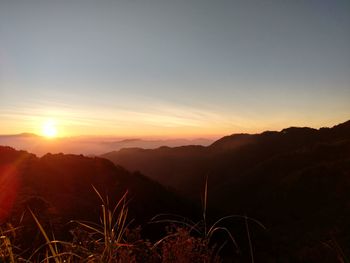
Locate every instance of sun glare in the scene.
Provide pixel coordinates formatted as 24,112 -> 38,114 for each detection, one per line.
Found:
42,120 -> 58,138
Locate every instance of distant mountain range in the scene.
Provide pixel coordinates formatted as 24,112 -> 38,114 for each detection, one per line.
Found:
0,134 -> 213,156
102,120 -> 350,261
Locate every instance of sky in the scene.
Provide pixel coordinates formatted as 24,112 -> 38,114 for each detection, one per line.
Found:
0,0 -> 349,138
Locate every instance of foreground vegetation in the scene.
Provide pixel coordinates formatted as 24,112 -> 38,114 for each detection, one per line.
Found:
1,184 -> 254,263
1,186 -> 348,263
1,184 -> 349,263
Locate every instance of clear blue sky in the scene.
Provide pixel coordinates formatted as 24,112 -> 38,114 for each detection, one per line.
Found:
1,0 -> 349,137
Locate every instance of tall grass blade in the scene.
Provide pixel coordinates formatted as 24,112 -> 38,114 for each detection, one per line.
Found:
245,214 -> 254,263
203,175 -> 208,235
29,209 -> 60,263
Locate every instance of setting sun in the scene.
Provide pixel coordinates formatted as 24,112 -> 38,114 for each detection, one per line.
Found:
42,120 -> 58,138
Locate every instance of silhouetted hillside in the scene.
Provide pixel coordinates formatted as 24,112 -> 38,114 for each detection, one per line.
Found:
102,121 -> 350,195
102,120 -> 350,262
0,146 -> 193,226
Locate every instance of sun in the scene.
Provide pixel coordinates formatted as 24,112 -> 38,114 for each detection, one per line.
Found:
42,119 -> 58,138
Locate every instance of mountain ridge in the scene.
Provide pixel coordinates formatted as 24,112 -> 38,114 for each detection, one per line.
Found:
101,120 -> 350,260
102,120 -> 350,196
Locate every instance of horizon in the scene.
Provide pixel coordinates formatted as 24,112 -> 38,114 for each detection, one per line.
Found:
1,117 -> 349,139
1,118 -> 349,157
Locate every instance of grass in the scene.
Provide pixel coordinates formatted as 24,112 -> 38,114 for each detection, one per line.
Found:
149,176 -> 266,262
0,227 -> 16,263
1,181 -> 347,262
1,181 -> 239,262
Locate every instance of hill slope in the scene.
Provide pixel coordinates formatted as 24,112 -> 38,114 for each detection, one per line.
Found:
102,121 -> 350,197
0,146 -> 192,225
102,120 -> 350,261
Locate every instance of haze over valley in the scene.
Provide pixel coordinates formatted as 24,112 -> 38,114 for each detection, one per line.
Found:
0,133 -> 214,156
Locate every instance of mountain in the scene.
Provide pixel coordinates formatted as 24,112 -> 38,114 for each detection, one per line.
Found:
102,120 -> 350,262
0,133 -> 40,138
102,121 -> 350,196
0,146 -> 193,226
